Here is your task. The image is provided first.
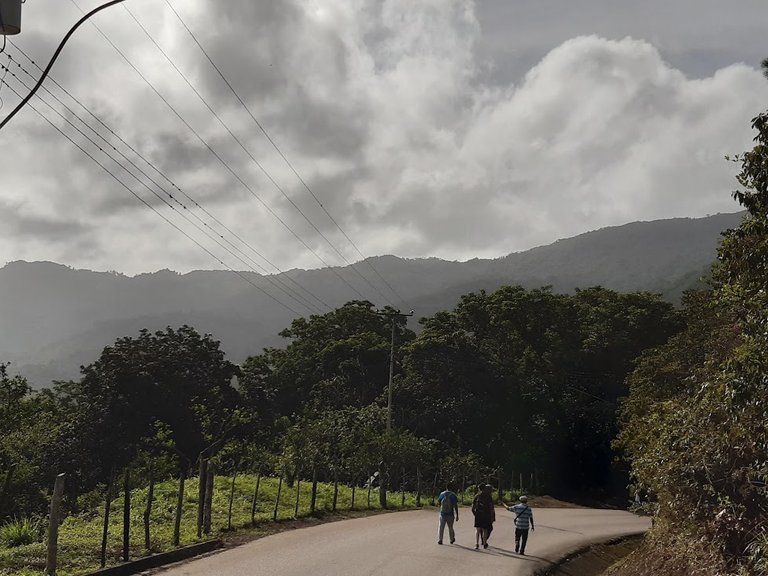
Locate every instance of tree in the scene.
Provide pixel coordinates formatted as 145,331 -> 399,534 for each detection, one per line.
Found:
49,326 -> 240,492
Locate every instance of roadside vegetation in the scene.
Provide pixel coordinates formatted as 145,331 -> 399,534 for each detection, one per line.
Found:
613,110 -> 768,575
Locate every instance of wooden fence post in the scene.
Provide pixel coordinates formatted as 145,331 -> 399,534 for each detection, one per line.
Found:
203,464 -> 215,535
0,463 -> 15,516
331,470 -> 339,512
273,473 -> 283,521
100,473 -> 114,568
293,468 -> 301,518
416,467 -> 421,507
143,470 -> 155,550
350,477 -> 356,510
173,470 -> 185,547
227,463 -> 238,531
197,458 -> 207,538
250,468 -> 261,525
45,473 -> 66,576
310,466 -> 318,515
122,469 -> 130,562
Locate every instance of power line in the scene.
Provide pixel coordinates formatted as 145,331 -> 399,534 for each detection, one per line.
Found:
163,0 -> 411,310
67,0 -> 371,305
7,42 -> 331,313
122,2 -> 397,308
0,72 -> 306,316
3,58 -> 319,315
1,63 -> 314,316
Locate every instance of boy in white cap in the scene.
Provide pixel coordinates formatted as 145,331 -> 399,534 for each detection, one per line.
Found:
505,495 -> 534,554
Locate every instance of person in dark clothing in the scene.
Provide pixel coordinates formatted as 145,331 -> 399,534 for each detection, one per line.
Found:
471,484 -> 495,549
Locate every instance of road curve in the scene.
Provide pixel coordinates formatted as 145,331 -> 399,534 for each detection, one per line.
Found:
158,507 -> 649,576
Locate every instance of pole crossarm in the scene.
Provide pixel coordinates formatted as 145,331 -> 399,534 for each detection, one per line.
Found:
0,0 -> 127,131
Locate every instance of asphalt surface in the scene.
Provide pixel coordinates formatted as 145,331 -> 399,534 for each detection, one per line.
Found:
158,507 -> 650,576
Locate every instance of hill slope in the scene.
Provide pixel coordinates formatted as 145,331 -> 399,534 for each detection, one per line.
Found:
0,212 -> 743,387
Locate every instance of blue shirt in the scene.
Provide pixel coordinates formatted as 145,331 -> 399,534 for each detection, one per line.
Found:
438,490 -> 458,515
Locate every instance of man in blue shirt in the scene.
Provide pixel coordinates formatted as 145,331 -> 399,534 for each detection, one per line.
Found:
437,483 -> 459,544
505,495 -> 534,554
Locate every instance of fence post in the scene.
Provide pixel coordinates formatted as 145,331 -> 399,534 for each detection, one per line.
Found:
273,474 -> 283,521
310,466 -> 318,515
122,468 -> 131,562
143,470 -> 155,550
250,468 -> 261,525
173,470 -> 185,547
197,458 -> 207,538
293,468 -> 301,518
203,464 -> 215,535
416,467 -> 421,507
332,469 -> 339,512
227,463 -> 238,531
367,473 -> 373,509
378,465 -> 387,509
400,468 -> 405,507
100,473 -> 114,568
45,473 -> 66,576
0,463 -> 15,516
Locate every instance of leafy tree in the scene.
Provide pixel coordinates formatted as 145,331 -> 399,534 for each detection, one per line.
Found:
48,326 -> 240,493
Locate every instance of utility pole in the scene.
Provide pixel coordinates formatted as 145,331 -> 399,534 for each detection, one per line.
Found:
376,309 -> 414,433
375,308 -> 414,508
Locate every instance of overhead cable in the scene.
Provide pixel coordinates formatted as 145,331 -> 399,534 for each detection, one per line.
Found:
164,0 -> 412,310
67,0 -> 370,304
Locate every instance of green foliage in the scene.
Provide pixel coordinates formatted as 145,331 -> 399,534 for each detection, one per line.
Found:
618,111 -> 768,575
401,286 -> 681,495
0,518 -> 42,548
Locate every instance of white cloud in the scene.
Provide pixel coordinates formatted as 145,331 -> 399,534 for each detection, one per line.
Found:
0,1 -> 765,276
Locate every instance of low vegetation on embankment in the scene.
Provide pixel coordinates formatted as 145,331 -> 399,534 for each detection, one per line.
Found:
611,112 -> 768,575
0,473 -> 424,576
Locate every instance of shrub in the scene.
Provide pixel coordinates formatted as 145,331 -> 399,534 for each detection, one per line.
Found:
0,517 -> 43,548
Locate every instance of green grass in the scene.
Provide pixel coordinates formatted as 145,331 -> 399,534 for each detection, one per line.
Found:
0,475 -> 423,576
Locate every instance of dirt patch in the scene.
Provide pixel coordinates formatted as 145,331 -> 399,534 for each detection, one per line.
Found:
525,495 -> 587,509
541,535 -> 644,576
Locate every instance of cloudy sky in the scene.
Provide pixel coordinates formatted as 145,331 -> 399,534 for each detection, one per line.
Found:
1,0 -> 767,276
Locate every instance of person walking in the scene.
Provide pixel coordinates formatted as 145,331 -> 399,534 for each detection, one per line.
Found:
436,483 -> 459,544
505,495 -> 534,554
472,484 -> 495,549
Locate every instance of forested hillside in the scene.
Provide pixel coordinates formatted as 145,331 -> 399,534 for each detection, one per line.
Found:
0,212 -> 742,387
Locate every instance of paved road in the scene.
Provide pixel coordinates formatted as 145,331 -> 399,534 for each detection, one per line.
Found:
159,507 -> 649,576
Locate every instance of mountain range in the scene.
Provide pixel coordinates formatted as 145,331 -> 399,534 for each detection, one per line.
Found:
0,211 -> 744,388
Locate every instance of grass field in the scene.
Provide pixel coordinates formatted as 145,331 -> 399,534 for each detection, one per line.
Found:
0,474 -> 428,576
